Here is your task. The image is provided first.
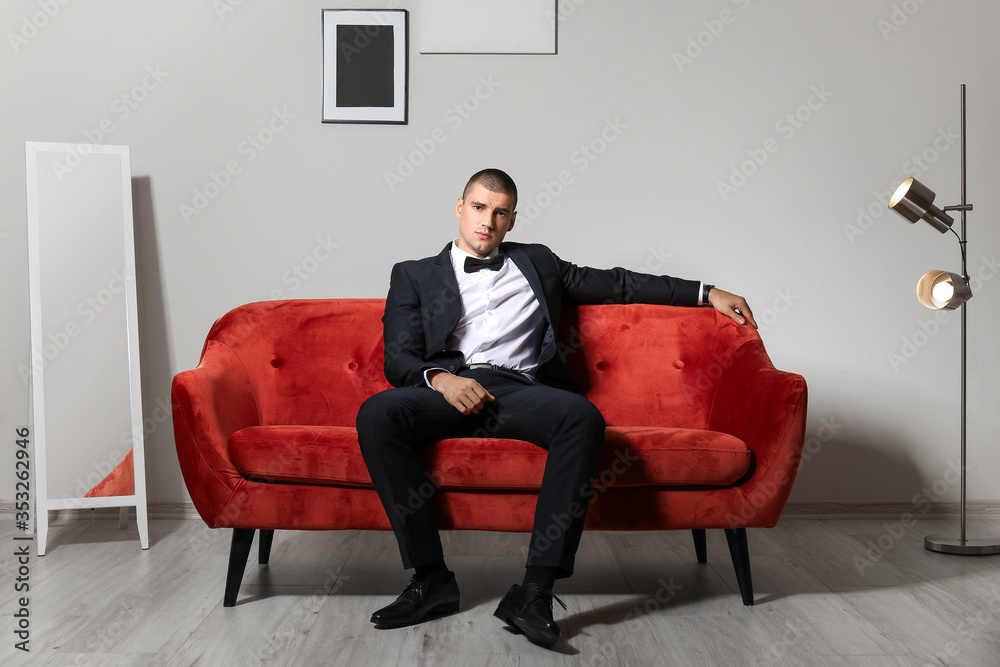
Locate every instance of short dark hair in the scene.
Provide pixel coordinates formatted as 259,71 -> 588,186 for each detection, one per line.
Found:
462,168 -> 517,210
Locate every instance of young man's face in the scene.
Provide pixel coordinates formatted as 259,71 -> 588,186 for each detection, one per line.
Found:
455,183 -> 517,258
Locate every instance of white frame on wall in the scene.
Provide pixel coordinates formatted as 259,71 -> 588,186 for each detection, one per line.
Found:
419,0 -> 556,54
322,9 -> 408,124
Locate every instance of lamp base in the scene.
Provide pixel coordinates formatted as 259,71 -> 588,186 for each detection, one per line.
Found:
924,535 -> 1000,555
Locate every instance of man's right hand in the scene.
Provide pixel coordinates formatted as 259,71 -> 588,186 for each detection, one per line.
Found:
428,370 -> 495,415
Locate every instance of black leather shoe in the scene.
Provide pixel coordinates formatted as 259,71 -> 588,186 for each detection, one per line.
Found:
370,571 -> 460,628
493,583 -> 567,647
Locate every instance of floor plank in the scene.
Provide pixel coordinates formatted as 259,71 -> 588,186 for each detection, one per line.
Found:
2,518 -> 1000,666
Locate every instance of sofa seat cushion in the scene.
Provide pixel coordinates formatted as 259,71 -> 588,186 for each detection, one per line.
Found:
228,425 -> 751,490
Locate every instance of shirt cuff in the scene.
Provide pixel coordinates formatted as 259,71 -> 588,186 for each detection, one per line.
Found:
697,281 -> 704,305
423,367 -> 450,390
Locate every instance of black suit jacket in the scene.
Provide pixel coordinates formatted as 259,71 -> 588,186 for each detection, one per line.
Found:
382,242 -> 701,393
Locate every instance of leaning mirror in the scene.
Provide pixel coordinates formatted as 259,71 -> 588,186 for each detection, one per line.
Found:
25,142 -> 148,555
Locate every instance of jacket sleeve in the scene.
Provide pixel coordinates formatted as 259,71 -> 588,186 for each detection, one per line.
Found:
552,251 -> 702,306
382,262 -> 437,388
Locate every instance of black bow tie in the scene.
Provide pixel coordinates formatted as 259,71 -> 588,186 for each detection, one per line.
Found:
464,254 -> 505,273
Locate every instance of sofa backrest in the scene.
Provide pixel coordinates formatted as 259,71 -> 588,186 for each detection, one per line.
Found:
203,299 -> 390,428
201,299 -> 764,429
557,303 -> 762,429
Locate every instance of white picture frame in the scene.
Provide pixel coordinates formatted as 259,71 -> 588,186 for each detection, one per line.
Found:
322,9 -> 408,124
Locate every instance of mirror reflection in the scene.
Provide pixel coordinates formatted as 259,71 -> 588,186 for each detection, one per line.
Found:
31,148 -> 135,499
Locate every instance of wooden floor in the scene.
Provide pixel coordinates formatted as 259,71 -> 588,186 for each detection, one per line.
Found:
2,517 -> 1000,666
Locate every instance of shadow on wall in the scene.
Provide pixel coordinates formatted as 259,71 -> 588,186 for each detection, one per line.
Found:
791,432 -> 941,506
131,176 -> 174,508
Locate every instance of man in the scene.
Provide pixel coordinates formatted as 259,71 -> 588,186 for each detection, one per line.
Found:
357,168 -> 755,647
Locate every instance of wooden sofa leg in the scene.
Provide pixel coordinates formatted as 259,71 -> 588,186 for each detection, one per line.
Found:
259,529 -> 274,565
224,528 -> 255,607
724,528 -> 754,606
691,529 -> 707,564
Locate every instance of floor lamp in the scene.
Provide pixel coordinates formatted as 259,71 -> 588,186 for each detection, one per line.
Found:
886,84 -> 1000,555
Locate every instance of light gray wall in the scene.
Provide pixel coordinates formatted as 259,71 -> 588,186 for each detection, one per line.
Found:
3,0 -> 999,506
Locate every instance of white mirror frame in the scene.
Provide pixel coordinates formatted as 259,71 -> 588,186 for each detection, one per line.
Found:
25,142 -> 149,555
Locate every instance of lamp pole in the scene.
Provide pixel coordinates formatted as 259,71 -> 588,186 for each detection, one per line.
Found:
924,85 -> 999,555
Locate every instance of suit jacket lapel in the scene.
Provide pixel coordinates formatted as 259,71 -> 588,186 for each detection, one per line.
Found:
504,243 -> 563,369
504,243 -> 551,323
426,243 -> 462,353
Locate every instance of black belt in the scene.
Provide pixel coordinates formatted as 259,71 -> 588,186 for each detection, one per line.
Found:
462,363 -> 533,380
465,363 -> 519,372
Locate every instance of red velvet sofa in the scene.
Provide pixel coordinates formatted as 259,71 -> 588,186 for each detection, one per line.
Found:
171,299 -> 807,607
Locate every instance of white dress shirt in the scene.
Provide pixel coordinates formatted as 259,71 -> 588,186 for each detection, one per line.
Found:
424,242 -> 546,387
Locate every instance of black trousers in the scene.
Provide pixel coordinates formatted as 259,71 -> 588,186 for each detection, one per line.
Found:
356,368 -> 605,579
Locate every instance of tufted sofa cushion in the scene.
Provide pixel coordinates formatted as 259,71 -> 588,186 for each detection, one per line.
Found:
228,424 -> 751,490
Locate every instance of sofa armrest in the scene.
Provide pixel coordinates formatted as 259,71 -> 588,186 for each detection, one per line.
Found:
707,339 -> 808,527
172,340 -> 261,527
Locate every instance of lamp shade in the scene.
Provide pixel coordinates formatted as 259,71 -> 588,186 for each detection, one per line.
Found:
888,178 -> 955,233
916,270 -> 972,310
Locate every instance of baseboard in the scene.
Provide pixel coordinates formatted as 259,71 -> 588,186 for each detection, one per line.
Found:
3,500 -> 1000,522
0,501 -> 201,522
782,500 -> 1000,520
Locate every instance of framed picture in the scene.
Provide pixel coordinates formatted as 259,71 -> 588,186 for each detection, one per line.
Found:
322,9 -> 408,124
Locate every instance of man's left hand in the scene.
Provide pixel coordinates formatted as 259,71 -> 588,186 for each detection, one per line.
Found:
707,288 -> 757,329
